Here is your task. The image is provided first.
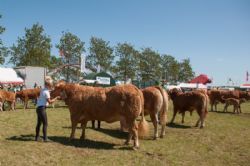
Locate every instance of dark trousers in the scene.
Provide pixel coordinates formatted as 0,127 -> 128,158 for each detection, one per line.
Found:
35,106 -> 47,140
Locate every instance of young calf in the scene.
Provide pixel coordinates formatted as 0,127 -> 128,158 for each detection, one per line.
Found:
222,97 -> 246,114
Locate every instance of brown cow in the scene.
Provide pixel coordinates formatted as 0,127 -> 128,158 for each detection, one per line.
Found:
180,89 -> 210,123
52,81 -> 149,149
222,96 -> 246,113
0,90 -> 16,111
142,86 -> 168,139
209,90 -> 250,112
168,89 -> 208,128
16,88 -> 41,110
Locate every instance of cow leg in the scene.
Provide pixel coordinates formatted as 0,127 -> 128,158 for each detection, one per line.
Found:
91,120 -> 95,129
210,103 -> 214,112
160,117 -> 166,138
24,97 -> 28,110
150,113 -> 158,140
80,120 -> 87,140
223,104 -> 227,112
195,118 -> 200,127
198,110 -> 206,129
181,112 -> 185,123
131,120 -> 139,149
215,103 -> 218,112
10,101 -> 15,111
70,116 -> 78,140
239,105 -> 242,113
170,109 -> 178,123
97,121 -> 101,129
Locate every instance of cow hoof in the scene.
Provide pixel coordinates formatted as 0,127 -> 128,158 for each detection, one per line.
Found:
153,137 -> 158,140
124,141 -> 130,145
160,135 -> 164,138
200,126 -> 204,129
132,146 -> 139,151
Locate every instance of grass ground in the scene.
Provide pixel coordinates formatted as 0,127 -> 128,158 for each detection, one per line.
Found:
0,101 -> 250,166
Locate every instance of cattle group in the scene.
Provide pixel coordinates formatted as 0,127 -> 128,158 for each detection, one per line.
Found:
0,81 -> 249,150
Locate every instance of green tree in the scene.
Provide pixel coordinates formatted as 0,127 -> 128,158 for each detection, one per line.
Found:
56,31 -> 85,82
9,23 -> 51,66
139,48 -> 162,82
161,54 -> 180,84
86,37 -> 114,72
47,56 -> 64,80
0,14 -> 7,64
113,43 -> 138,81
178,58 -> 195,82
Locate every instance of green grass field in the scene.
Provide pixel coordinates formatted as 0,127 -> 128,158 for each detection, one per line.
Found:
0,101 -> 250,166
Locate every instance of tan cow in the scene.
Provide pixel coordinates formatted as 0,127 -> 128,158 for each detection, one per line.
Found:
209,90 -> 250,112
222,96 -> 246,113
15,88 -> 41,110
52,81 -> 149,149
142,86 -> 168,139
0,90 -> 16,111
168,89 -> 208,128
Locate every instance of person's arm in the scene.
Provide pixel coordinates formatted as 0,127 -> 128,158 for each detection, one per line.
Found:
45,90 -> 59,104
47,97 -> 58,104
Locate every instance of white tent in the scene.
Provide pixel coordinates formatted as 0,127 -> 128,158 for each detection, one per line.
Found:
178,83 -> 207,89
0,67 -> 24,84
240,84 -> 250,89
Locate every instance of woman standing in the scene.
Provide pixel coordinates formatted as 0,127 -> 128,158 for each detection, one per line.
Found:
35,78 -> 58,142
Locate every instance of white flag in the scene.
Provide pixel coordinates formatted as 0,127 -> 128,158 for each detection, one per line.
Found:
80,54 -> 85,73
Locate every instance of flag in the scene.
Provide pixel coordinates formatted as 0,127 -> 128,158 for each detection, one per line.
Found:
247,71 -> 249,82
80,54 -> 85,73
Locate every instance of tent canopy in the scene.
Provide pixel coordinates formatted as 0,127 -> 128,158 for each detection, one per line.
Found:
0,67 -> 24,84
189,74 -> 212,85
240,84 -> 250,89
178,83 -> 207,89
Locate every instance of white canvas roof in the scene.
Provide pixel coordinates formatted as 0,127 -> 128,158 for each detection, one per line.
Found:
0,67 -> 24,84
178,83 -> 207,89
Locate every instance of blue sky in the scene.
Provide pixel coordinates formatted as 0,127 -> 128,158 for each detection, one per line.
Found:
0,0 -> 249,85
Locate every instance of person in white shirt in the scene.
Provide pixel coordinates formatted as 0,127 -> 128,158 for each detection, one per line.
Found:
35,78 -> 58,142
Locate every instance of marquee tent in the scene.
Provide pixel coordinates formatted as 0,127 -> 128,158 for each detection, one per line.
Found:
0,67 -> 24,84
178,83 -> 207,89
189,74 -> 212,85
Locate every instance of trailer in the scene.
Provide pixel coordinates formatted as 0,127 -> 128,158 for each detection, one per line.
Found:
14,66 -> 47,89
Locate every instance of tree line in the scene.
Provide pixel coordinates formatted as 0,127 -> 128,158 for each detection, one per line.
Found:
0,17 -> 195,84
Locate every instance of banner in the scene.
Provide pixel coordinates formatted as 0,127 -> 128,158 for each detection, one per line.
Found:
80,54 -> 85,73
96,76 -> 110,85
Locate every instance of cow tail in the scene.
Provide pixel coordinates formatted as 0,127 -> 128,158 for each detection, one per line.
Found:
138,91 -> 149,139
154,86 -> 168,125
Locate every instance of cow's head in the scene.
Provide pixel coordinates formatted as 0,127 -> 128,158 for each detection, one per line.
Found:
168,88 -> 181,100
51,80 -> 67,99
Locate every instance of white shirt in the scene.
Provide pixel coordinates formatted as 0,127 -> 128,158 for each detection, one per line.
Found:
37,88 -> 50,107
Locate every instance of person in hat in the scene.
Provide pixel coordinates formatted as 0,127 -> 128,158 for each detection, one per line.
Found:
35,78 -> 58,142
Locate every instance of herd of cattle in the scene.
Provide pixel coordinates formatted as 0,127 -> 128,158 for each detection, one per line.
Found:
0,81 -> 250,149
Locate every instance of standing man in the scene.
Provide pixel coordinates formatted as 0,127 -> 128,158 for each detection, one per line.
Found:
35,77 -> 58,142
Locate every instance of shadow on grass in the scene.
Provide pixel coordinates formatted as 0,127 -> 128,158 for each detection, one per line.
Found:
95,128 -> 128,139
61,126 -> 128,139
49,136 -> 116,150
6,134 -> 35,141
210,110 -> 235,114
167,123 -> 192,129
